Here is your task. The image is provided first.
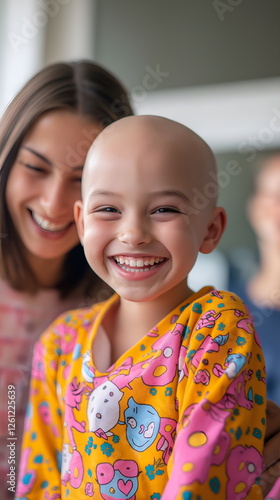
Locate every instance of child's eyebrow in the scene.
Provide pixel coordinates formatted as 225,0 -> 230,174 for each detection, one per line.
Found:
86,190 -> 118,205
88,190 -> 117,198
152,190 -> 191,203
87,189 -> 191,203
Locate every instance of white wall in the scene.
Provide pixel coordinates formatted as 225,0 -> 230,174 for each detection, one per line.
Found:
134,77 -> 280,153
0,0 -> 45,113
0,0 -> 97,114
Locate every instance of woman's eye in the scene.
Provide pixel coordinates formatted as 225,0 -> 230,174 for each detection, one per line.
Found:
21,162 -> 46,173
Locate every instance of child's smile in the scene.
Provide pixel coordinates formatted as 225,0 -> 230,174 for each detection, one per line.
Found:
110,255 -> 166,279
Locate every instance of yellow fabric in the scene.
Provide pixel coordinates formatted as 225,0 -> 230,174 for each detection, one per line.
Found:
16,288 -> 266,499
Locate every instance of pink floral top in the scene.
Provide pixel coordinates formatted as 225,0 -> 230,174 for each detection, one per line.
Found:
0,278 -> 89,499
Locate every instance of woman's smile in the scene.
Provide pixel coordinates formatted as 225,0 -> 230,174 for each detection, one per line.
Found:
30,209 -> 73,233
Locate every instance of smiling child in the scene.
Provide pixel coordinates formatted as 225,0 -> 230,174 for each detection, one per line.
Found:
16,115 -> 272,499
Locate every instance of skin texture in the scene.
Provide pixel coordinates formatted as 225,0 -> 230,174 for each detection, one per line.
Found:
6,109 -> 100,287
75,115 -> 226,363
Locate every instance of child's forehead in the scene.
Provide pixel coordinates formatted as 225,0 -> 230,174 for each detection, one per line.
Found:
88,117 -> 203,168
87,139 -> 192,187
84,116 -> 217,192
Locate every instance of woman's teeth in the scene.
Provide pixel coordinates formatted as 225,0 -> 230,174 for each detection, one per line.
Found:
114,256 -> 165,272
32,212 -> 69,232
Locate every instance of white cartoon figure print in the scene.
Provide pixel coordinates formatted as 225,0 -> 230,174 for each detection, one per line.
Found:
87,380 -> 123,439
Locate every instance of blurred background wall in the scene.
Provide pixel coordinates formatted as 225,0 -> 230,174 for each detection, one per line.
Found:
0,0 -> 279,273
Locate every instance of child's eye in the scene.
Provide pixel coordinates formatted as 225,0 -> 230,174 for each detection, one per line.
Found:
153,207 -> 181,214
98,207 -> 119,213
91,206 -> 121,219
93,206 -> 120,215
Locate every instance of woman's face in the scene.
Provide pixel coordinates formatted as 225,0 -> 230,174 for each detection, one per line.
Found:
6,109 -> 101,267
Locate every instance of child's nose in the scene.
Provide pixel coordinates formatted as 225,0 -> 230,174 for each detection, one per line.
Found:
118,216 -> 152,246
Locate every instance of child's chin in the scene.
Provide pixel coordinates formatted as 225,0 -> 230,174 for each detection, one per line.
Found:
116,288 -> 155,303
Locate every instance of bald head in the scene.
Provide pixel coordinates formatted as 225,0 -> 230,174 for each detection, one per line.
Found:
83,115 -> 218,206
91,114 -> 213,156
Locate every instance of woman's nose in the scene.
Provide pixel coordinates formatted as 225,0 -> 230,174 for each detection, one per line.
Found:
40,178 -> 74,217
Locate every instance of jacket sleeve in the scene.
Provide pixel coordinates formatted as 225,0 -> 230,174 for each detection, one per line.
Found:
15,325 -> 63,500
161,291 -> 267,500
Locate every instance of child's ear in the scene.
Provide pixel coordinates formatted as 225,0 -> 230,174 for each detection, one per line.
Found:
199,206 -> 227,254
74,200 -> 84,246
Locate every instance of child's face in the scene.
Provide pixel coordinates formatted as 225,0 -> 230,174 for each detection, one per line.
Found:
75,116 -> 225,305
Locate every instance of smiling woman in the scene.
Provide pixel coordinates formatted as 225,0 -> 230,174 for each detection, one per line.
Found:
0,61 -> 133,296
5,110 -> 99,287
0,59 -> 133,499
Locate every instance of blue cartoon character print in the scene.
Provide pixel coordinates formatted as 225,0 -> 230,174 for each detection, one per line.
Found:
124,397 -> 161,451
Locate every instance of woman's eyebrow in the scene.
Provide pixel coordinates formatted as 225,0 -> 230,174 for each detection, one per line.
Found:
22,146 -> 52,165
21,146 -> 84,171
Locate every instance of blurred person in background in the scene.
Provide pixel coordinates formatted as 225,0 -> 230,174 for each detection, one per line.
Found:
229,153 -> 280,406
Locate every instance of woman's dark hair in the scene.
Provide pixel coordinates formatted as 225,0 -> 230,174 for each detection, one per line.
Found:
0,60 -> 133,298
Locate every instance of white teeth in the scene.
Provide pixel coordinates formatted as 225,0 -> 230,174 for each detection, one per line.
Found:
32,212 -> 69,232
114,256 -> 165,270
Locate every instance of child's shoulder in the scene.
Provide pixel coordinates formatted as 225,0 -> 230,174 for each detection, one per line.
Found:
183,288 -> 255,340
190,287 -> 249,313
51,301 -> 102,325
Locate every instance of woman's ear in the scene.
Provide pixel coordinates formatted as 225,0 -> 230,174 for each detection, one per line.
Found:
74,200 -> 84,246
199,206 -> 227,254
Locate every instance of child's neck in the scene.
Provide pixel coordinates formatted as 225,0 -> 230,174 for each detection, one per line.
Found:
103,286 -> 193,364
